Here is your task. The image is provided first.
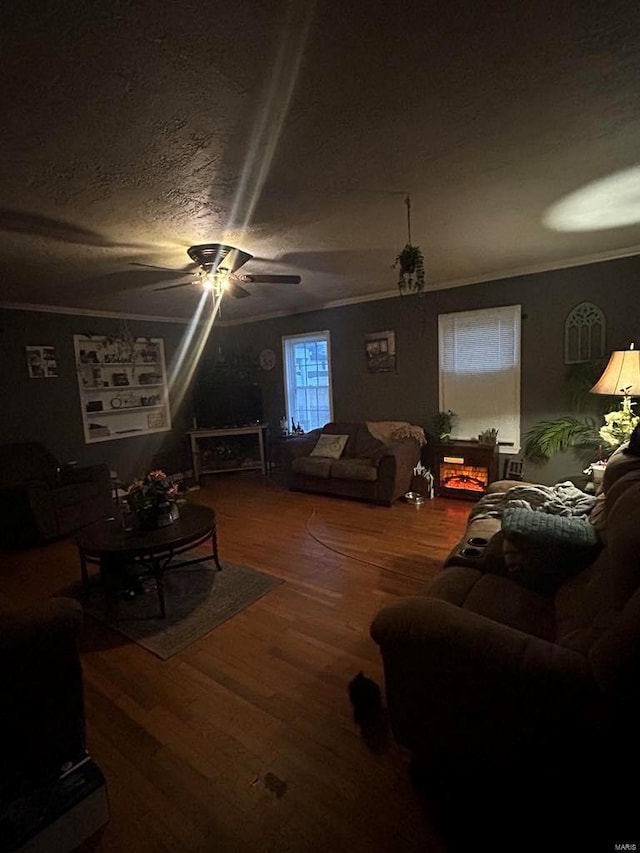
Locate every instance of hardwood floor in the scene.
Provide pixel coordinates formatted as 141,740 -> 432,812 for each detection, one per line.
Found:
0,474 -> 471,853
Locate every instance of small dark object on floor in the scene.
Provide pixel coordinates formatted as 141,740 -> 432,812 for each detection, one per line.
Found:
263,772 -> 287,799
348,672 -> 389,753
348,671 -> 382,725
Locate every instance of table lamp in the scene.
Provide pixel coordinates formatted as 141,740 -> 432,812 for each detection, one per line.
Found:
590,343 -> 640,398
590,343 -> 640,452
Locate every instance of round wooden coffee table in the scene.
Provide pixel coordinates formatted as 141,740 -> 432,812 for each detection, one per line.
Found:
76,503 -> 221,618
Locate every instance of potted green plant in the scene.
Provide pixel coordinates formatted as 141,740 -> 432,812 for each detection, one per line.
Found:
394,243 -> 425,295
523,417 -> 600,461
432,410 -> 457,442
522,360 -> 637,462
392,195 -> 426,296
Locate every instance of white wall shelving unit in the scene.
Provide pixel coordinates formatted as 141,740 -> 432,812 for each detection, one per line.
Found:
74,334 -> 172,444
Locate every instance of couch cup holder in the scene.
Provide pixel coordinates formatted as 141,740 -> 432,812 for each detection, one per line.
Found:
460,546 -> 483,558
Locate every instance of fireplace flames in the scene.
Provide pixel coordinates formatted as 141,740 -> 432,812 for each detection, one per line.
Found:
440,463 -> 488,495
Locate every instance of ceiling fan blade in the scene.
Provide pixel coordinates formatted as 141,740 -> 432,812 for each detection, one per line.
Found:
227,280 -> 251,299
238,274 -> 301,284
130,261 -> 192,272
153,278 -> 195,292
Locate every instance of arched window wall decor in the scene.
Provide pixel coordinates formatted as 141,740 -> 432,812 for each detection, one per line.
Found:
564,302 -> 606,364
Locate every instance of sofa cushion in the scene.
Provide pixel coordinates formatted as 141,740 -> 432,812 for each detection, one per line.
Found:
501,508 -> 600,594
353,426 -> 387,460
321,422 -> 361,457
429,567 -> 555,640
310,433 -> 348,459
330,458 -> 379,482
291,456 -> 333,478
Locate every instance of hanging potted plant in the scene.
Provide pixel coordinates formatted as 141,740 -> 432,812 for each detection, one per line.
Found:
393,196 -> 426,296
394,243 -> 425,294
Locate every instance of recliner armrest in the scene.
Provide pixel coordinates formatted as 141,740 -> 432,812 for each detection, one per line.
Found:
375,438 -> 420,504
0,598 -> 83,654
378,438 -> 419,464
371,597 -> 598,759
372,596 -> 589,680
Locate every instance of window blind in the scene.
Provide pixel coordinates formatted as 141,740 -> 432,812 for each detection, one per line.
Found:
438,305 -> 521,450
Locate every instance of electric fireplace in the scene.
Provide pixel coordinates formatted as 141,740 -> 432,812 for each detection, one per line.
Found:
426,440 -> 500,500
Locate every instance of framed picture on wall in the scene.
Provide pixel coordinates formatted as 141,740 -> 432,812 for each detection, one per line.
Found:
365,330 -> 396,373
26,345 -> 57,378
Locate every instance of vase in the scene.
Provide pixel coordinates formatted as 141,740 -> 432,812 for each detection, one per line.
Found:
136,506 -> 160,531
156,501 -> 178,528
134,501 -> 178,531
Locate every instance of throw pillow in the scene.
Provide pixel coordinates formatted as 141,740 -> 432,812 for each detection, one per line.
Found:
501,507 -> 601,594
310,434 -> 348,460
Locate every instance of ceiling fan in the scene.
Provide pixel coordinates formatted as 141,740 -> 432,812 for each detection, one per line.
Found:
142,243 -> 301,299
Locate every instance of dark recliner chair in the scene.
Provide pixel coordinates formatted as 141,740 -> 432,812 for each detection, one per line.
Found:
0,442 -> 113,547
0,595 -> 86,811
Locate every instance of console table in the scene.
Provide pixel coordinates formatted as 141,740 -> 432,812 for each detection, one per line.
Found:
187,425 -> 268,480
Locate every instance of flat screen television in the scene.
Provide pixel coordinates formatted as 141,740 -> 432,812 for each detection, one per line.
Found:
194,380 -> 263,429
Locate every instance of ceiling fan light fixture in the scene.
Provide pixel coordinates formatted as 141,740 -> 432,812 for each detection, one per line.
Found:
187,243 -> 253,275
152,243 -> 300,298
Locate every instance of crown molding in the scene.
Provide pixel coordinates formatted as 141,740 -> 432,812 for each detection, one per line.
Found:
0,302 -> 191,324
3,243 -> 640,327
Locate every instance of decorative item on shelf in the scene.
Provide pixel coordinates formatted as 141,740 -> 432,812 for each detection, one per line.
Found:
290,418 -> 304,435
478,428 -> 499,445
432,410 -> 457,442
139,372 -> 162,385
393,195 -> 425,296
125,470 -> 181,530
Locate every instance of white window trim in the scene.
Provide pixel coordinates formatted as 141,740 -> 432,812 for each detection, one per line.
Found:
282,330 -> 333,431
438,305 -> 521,453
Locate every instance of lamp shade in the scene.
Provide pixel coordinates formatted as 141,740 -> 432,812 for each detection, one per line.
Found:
590,344 -> 640,396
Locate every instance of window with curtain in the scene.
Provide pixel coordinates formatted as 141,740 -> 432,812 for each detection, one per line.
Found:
282,331 -> 333,432
438,305 -> 521,451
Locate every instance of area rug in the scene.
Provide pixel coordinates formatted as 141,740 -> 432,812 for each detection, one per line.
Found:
79,557 -> 283,660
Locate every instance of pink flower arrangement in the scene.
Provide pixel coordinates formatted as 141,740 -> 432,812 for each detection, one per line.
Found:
126,470 -> 178,512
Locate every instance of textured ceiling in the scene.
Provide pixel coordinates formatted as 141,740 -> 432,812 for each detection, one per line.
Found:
1,0 -> 640,322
